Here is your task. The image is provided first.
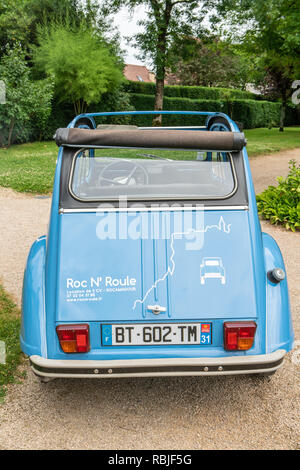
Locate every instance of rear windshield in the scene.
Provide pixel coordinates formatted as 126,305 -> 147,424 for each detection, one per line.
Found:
70,148 -> 236,201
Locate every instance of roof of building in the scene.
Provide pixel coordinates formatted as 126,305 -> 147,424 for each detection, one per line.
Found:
123,64 -> 154,83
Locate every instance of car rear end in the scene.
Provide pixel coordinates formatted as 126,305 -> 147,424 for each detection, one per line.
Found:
29,122 -> 289,379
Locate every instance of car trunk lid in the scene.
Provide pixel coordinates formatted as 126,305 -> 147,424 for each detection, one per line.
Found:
56,209 -> 257,323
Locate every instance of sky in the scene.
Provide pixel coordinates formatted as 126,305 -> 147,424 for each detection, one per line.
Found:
112,5 -> 215,67
113,7 -> 147,66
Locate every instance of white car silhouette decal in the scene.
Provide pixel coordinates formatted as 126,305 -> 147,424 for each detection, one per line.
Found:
200,257 -> 226,285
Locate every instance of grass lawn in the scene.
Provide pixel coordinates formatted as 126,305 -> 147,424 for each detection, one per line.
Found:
0,141 -> 57,194
0,127 -> 299,194
0,284 -> 23,401
245,127 -> 300,156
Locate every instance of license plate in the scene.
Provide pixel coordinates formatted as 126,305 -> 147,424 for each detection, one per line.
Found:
101,323 -> 212,346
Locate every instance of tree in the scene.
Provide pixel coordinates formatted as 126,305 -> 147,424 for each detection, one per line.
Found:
26,0 -> 115,46
167,36 -> 251,89
101,0 -> 214,125
250,57 -> 296,131
278,0 -> 300,60
0,0 -> 32,54
215,0 -> 300,131
0,47 -> 53,147
33,23 -> 124,115
0,0 -> 107,58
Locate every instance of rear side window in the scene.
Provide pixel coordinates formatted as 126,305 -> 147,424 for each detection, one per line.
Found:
70,148 -> 237,202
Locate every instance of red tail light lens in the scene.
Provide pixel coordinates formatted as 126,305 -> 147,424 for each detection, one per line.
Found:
56,324 -> 90,353
224,322 -> 257,351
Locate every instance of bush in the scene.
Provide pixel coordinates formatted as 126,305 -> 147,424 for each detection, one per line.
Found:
124,81 -> 257,101
39,99 -> 75,140
285,104 -> 299,126
256,160 -> 300,232
128,93 -> 298,129
0,284 -> 22,401
41,86 -> 135,139
33,23 -> 124,115
36,89 -> 299,139
89,88 -> 135,125
128,93 -> 225,126
0,47 -> 53,147
231,99 -> 282,128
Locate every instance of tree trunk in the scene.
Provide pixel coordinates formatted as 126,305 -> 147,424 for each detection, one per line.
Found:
279,93 -> 287,132
296,104 -> 300,123
7,118 -> 15,147
279,103 -> 286,132
153,77 -> 165,126
151,0 -> 172,127
73,100 -> 79,116
74,98 -> 87,116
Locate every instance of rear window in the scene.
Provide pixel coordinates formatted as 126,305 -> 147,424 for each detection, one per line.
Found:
70,148 -> 237,201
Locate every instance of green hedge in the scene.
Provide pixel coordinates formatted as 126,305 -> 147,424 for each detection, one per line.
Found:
230,99 -> 297,128
124,81 -> 258,101
39,90 -> 298,139
32,99 -> 75,141
128,93 -> 298,129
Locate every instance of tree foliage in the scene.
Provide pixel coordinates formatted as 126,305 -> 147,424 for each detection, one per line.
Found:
167,36 -> 251,89
33,23 -> 124,114
0,1 -> 32,53
215,0 -> 300,130
0,47 -> 53,147
0,0 -> 111,57
101,0 -> 215,124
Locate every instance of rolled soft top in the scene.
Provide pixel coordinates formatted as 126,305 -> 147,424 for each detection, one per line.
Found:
54,127 -> 247,151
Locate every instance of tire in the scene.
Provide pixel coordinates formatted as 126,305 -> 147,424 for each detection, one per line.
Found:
251,370 -> 277,379
37,375 -> 55,384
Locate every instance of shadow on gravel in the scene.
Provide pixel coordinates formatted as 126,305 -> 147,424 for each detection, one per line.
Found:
37,372 -> 276,420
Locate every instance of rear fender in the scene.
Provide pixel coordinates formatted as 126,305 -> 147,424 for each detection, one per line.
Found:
263,232 -> 294,353
20,236 -> 47,357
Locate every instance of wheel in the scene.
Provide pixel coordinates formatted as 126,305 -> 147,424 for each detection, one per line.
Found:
251,370 -> 277,379
37,375 -> 55,384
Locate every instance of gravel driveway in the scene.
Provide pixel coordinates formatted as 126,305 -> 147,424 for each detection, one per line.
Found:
0,149 -> 299,450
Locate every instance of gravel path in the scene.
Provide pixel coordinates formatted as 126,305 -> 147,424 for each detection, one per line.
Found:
250,147 -> 300,194
0,149 -> 299,450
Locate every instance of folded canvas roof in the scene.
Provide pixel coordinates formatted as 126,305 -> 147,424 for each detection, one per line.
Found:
54,127 -> 247,151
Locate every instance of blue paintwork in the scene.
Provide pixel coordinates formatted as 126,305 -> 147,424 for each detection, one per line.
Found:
20,110 -> 294,362
57,211 -> 256,323
262,232 -> 294,353
21,236 -> 47,357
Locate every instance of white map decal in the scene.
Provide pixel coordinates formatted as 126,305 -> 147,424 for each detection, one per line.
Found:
132,216 -> 231,310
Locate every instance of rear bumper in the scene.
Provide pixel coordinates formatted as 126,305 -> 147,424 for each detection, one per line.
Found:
30,349 -> 286,378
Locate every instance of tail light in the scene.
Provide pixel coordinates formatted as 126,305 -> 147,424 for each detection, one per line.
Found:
224,322 -> 257,351
56,324 -> 90,353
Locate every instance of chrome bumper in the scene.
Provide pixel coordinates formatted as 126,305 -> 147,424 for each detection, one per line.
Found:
30,350 -> 286,379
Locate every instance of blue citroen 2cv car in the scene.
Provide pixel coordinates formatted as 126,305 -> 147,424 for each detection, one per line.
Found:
21,111 -> 294,381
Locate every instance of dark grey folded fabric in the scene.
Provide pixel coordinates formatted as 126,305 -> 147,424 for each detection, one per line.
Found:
54,127 -> 247,151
